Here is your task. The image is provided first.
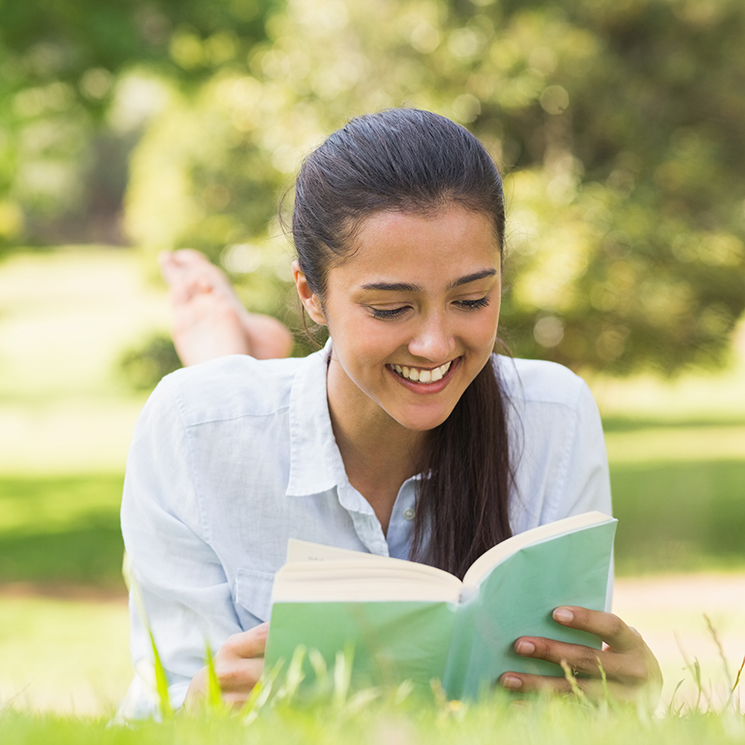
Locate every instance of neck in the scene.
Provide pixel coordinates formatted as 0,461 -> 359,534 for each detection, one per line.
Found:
326,361 -> 426,534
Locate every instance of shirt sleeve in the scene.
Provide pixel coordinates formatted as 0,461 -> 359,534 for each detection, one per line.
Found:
119,377 -> 243,717
550,380 -> 613,521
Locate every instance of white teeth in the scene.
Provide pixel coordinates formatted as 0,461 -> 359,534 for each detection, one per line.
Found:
391,360 -> 453,383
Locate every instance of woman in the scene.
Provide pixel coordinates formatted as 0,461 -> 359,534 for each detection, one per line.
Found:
120,109 -> 661,716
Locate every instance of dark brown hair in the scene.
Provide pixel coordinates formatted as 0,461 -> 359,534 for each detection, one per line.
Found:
292,108 -> 514,578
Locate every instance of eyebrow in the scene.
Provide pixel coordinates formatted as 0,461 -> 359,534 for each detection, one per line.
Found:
360,268 -> 497,293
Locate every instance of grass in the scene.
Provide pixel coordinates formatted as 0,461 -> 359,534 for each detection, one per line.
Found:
1,681 -> 744,744
1,246 -> 744,722
0,595 -> 131,715
0,474 -> 125,589
611,459 -> 745,575
0,245 -> 743,582
1,450 -> 743,588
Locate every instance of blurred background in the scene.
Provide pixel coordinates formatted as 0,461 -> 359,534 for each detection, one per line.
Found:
0,0 -> 743,715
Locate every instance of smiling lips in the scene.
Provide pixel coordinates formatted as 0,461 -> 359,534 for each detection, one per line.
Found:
389,360 -> 453,384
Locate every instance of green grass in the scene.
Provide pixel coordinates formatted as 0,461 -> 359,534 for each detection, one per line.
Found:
0,246 -> 743,584
1,247 -> 744,722
0,446 -> 743,588
1,693 -> 744,745
0,595 -> 131,714
611,459 -> 745,575
0,474 -> 125,588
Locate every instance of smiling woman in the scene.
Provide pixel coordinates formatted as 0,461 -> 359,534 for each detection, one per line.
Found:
119,109 -> 661,718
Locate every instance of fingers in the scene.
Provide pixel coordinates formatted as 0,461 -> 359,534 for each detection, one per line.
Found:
206,624 -> 269,707
499,671 -> 637,702
220,622 -> 268,660
503,608 -> 664,705
552,607 -> 640,652
214,657 -> 265,701
513,637 -> 617,680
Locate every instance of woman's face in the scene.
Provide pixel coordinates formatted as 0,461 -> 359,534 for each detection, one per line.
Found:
295,203 -> 502,434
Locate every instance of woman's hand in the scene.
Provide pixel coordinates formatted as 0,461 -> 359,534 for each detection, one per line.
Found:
185,622 -> 268,708
499,607 -> 662,706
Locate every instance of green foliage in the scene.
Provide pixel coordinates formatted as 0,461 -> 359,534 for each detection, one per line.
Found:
118,334 -> 182,391
0,0 -> 281,246
122,0 -> 745,374
3,1 -> 745,367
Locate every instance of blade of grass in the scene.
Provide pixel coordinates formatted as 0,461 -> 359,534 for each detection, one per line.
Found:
149,630 -> 173,720
596,656 -> 613,713
125,552 -> 173,720
726,654 -> 745,712
204,643 -> 223,712
275,645 -> 307,702
675,632 -> 704,712
665,679 -> 685,717
560,660 -> 589,707
704,613 -> 732,687
240,659 -> 284,724
332,644 -> 354,709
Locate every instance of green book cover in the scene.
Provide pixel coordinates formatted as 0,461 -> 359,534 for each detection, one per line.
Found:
264,511 -> 617,699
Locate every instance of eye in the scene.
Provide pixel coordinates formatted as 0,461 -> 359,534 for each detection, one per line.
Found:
455,296 -> 490,311
369,306 -> 409,320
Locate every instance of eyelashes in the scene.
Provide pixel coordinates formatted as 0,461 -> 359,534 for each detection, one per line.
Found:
369,296 -> 491,320
457,297 -> 490,311
370,307 -> 409,320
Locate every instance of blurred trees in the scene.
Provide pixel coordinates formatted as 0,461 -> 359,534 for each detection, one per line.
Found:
0,0 -> 278,244
3,0 -> 745,374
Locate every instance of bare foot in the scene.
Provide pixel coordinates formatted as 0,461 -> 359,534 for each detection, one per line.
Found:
160,249 -> 294,366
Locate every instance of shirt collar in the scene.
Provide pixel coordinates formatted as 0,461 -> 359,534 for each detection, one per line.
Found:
286,339 -> 349,498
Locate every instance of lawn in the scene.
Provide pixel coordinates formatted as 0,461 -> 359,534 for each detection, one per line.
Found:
2,696 -> 745,745
0,247 -> 744,719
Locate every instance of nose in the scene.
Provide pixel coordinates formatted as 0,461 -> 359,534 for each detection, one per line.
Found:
407,311 -> 456,362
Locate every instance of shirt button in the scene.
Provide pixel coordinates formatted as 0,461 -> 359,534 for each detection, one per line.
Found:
403,508 -> 416,521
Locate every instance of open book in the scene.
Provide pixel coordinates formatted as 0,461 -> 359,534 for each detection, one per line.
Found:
264,511 -> 617,699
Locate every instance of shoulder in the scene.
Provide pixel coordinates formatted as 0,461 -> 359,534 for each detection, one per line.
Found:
152,354 -> 309,427
496,357 -> 611,529
494,355 -> 592,413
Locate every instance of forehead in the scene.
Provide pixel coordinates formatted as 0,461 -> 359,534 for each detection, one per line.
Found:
332,206 -> 500,286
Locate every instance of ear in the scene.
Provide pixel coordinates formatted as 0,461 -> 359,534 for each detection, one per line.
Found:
292,261 -> 327,325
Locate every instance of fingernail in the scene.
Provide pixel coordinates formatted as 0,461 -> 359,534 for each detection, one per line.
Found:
516,640 -> 535,656
501,675 -> 523,690
553,607 -> 574,623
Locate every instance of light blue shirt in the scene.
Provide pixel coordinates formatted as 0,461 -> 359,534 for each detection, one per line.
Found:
118,344 -> 611,717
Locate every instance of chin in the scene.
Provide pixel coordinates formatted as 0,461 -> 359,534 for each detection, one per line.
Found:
393,406 -> 456,433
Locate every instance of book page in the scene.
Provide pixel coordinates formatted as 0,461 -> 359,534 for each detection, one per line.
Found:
462,511 -> 615,587
272,559 -> 463,603
287,539 -> 391,563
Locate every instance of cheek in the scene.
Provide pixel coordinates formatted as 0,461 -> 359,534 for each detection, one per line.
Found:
330,324 -> 394,382
467,306 -> 501,348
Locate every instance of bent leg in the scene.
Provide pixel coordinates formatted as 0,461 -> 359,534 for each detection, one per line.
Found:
160,249 -> 294,366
